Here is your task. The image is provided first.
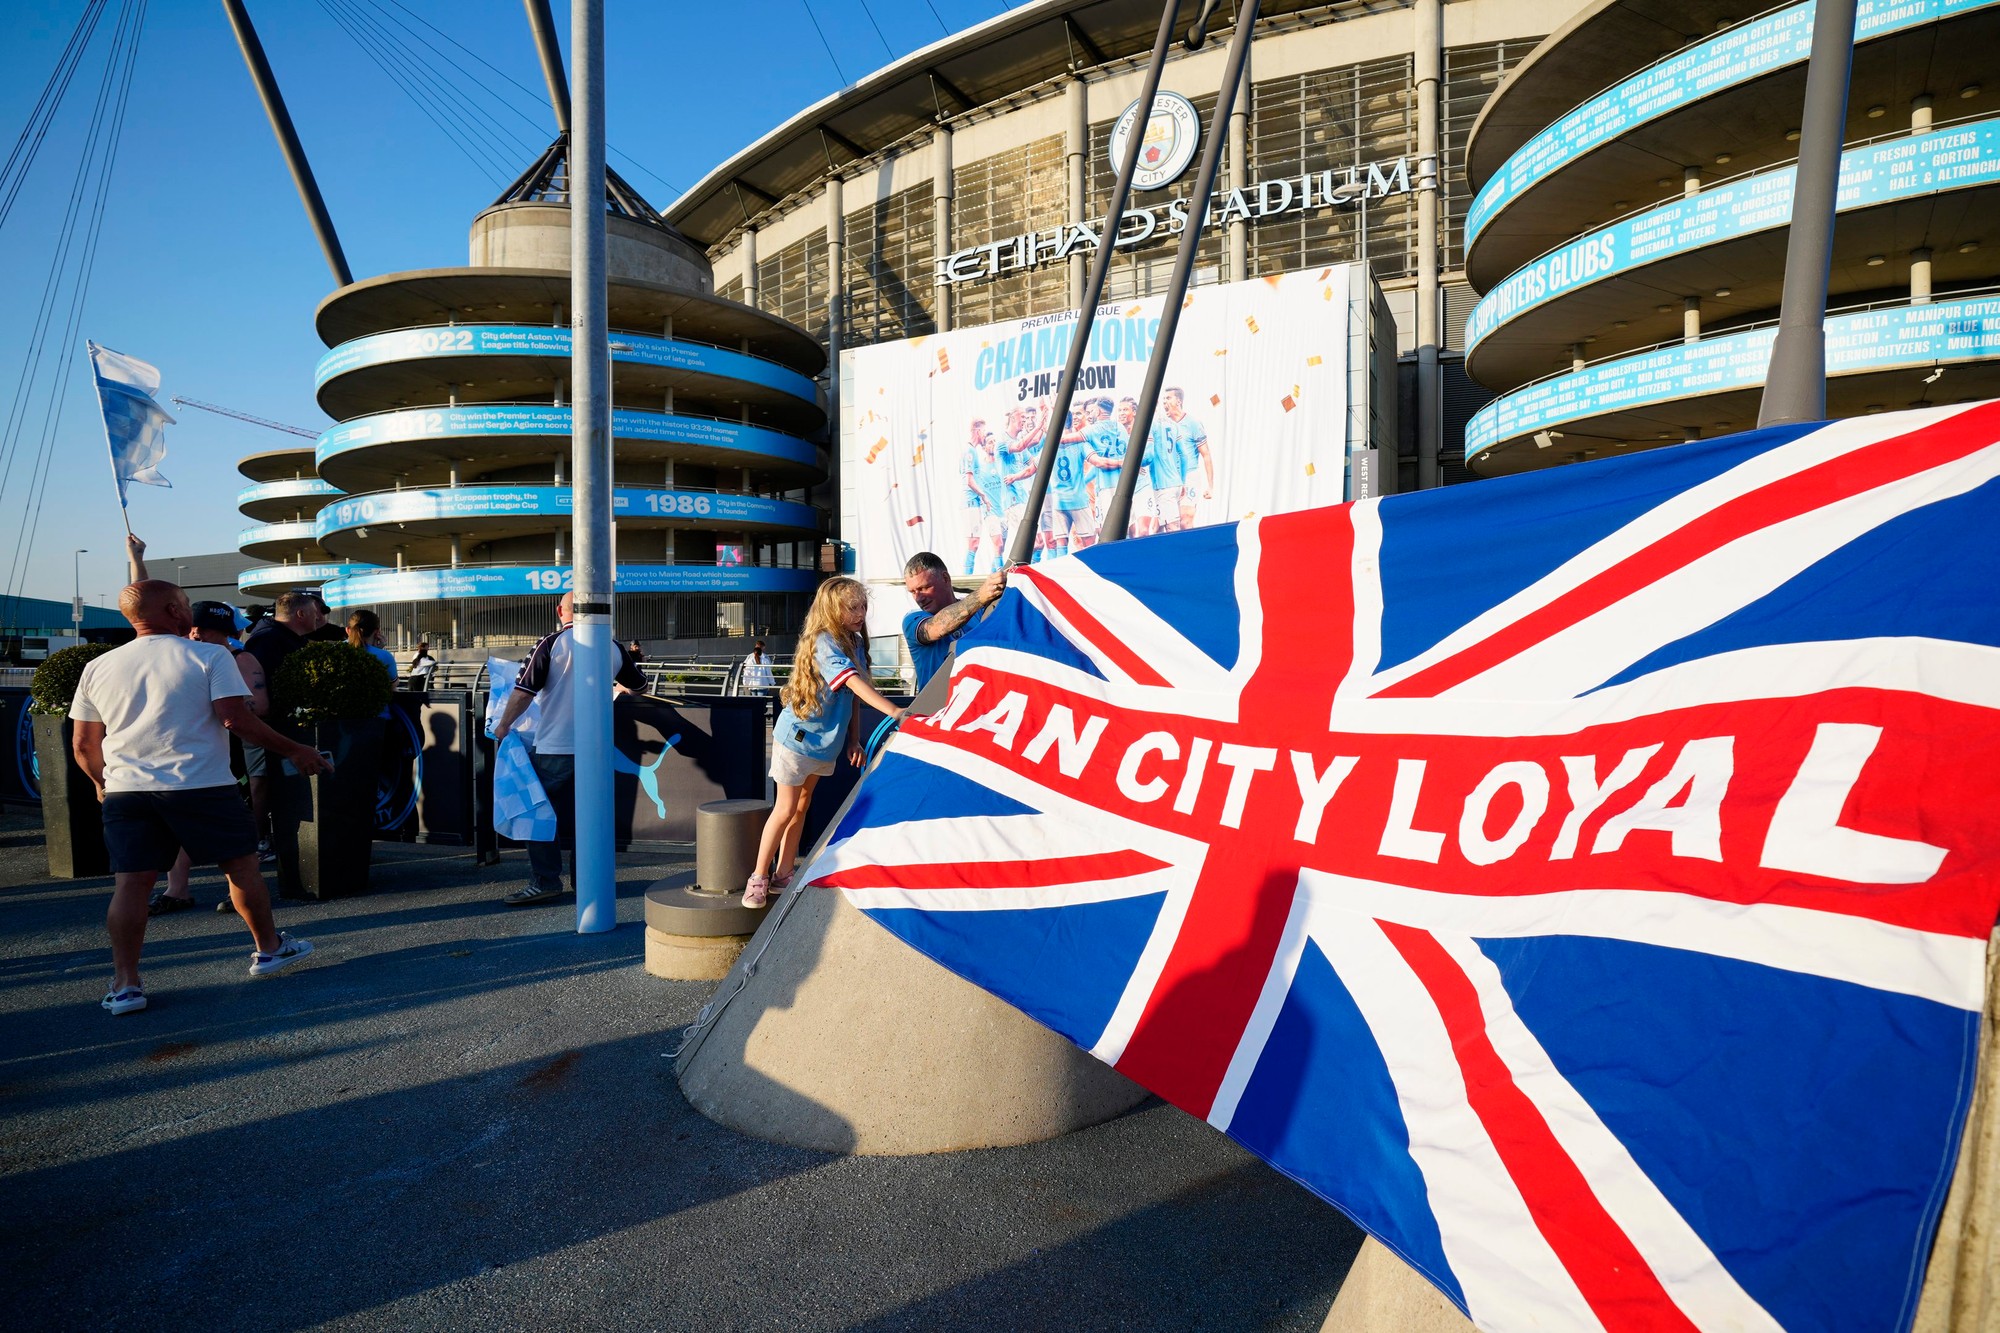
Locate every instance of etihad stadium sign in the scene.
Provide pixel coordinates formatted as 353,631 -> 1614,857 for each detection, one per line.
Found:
936,154 -> 1428,287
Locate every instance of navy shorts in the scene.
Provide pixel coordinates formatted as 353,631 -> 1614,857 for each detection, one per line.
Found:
102,786 -> 258,874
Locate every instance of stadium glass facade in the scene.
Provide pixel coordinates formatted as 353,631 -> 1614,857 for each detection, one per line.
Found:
668,0 -> 1587,491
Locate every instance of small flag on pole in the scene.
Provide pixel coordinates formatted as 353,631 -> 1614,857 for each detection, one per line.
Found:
87,340 -> 174,508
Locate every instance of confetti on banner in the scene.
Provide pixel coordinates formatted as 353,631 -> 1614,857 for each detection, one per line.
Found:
938,349 -> 953,372
1264,274 -> 1284,289
904,514 -> 924,526
1307,355 -> 1324,366
1214,348 -> 1228,357
913,443 -> 925,464
1282,395 -> 1297,413
1323,286 -> 1334,300
1210,393 -> 1222,407
1245,315 -> 1260,333
1183,294 -> 1195,308
1316,266 -> 1333,279
866,438 -> 889,463
1126,305 -> 1143,317
1304,461 -> 1317,476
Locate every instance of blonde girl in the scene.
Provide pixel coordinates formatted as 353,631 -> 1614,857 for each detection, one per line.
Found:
746,577 -> 902,907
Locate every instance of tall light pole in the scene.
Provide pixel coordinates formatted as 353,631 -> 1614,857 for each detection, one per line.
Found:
569,0 -> 616,935
72,549 -> 88,637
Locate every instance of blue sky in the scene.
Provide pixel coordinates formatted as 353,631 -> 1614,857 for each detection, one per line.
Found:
0,0 -> 1005,608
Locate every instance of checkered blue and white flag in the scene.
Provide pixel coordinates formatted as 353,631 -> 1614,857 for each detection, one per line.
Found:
87,340 -> 174,507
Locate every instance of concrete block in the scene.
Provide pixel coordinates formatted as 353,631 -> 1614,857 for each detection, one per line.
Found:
1914,928 -> 2000,1333
677,884 -> 1147,1155
645,925 -> 747,982
1319,1239 -> 1472,1333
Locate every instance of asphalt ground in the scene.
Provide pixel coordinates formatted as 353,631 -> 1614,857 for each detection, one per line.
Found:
0,808 -> 1363,1332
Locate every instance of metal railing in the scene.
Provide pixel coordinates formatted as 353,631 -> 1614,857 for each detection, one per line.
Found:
410,653 -> 904,700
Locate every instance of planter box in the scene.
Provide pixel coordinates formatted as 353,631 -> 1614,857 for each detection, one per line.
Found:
33,714 -> 108,879
272,717 -> 384,900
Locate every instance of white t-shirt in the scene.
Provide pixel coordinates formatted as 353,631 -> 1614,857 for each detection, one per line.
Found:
68,636 -> 253,793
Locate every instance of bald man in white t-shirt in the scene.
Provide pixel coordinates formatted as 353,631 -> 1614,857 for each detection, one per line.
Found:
70,581 -> 332,1016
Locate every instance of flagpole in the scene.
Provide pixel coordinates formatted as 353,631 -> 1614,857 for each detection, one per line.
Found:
1100,0 -> 1260,543
1004,0 -> 1186,570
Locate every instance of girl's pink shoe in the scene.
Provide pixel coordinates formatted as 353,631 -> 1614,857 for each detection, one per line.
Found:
743,874 -> 770,909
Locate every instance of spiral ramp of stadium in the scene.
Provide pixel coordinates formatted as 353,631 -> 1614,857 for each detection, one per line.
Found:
1458,0 -> 2000,474
235,445 -> 371,598
238,141 -> 830,639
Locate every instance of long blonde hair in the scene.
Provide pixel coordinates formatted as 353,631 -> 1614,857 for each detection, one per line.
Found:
780,572 -> 868,716
782,577 -> 869,719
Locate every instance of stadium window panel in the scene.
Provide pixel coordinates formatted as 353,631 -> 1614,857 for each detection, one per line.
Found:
1247,55 -> 1417,282
757,228 -> 831,341
952,134 -> 1068,326
843,184 -> 939,348
715,275 -> 744,305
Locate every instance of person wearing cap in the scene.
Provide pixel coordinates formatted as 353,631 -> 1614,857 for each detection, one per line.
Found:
147,599 -> 270,915
240,590 -> 328,862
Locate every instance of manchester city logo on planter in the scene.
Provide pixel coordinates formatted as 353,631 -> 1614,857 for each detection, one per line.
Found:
1108,91 -> 1201,191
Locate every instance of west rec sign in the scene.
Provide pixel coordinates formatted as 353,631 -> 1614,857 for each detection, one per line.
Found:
936,92 -> 1428,289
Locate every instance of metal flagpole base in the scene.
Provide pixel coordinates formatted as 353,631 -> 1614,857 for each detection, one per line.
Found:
642,800 -> 776,981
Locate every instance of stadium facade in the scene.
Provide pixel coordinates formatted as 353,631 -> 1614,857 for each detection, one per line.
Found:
666,0 -> 1591,497
240,0 -> 2000,645
237,146 -> 829,648
1460,0 -> 2000,472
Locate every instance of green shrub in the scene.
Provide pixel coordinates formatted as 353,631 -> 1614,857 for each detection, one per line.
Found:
269,642 -> 394,724
28,643 -> 116,715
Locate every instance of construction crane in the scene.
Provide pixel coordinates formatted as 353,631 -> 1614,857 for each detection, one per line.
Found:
169,396 -> 318,439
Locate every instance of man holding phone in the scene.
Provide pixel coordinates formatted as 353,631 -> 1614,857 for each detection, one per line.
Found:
71,580 -> 332,1016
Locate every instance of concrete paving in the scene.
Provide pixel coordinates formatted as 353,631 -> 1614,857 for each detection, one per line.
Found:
0,809 -> 1362,1331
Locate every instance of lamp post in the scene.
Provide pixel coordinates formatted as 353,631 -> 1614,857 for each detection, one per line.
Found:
569,0 -> 616,935
72,549 -> 87,638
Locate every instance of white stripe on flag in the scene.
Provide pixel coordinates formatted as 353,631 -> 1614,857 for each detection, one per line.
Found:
1433,932 -> 1786,1333
1360,405 -> 1991,698
1319,916 -> 1605,1332
1295,869 -> 1985,1010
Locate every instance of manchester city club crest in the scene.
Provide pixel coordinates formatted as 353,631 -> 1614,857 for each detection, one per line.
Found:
1108,91 -> 1201,191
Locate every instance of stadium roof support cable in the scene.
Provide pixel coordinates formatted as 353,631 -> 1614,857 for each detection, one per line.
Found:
801,0 -> 852,87
854,0 -> 896,58
0,0 -> 146,622
340,0 -> 541,171
0,0 -> 110,236
0,0 -> 137,518
315,0 -> 520,185
367,0 -> 681,197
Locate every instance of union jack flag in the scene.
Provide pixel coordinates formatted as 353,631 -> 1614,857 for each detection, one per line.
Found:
801,402 -> 2000,1333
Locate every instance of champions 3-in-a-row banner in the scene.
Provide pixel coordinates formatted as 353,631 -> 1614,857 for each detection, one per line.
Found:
839,267 -> 1364,594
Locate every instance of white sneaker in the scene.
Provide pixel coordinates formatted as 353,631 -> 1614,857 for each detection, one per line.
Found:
249,932 -> 315,977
